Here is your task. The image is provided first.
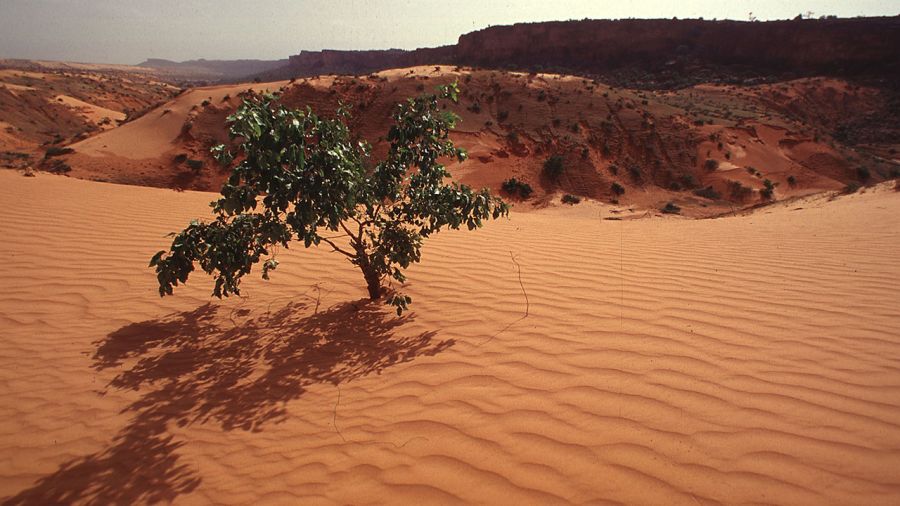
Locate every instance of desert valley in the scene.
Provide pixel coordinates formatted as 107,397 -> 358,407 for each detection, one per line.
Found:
1,10 -> 899,506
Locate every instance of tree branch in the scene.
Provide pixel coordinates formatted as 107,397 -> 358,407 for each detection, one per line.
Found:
320,237 -> 356,258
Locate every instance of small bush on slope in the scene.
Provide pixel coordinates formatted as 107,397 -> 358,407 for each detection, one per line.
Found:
543,155 -> 564,180
151,83 -> 508,315
502,178 -> 534,199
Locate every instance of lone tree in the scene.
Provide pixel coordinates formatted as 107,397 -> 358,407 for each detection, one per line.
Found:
151,83 -> 508,314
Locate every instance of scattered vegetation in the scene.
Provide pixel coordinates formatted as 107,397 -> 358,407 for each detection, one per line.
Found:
679,173 -> 698,189
150,83 -> 508,315
501,178 -> 534,199
44,159 -> 71,174
760,179 -> 777,200
44,146 -> 74,158
543,155 -> 564,180
627,164 -> 642,182
693,186 -> 721,200
729,181 -> 753,200
661,202 -> 681,214
185,159 -> 204,172
561,194 -> 581,204
611,182 -> 625,196
842,182 -> 861,194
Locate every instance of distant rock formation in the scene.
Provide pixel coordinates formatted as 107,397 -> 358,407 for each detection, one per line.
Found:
258,16 -> 899,88
454,17 -> 900,86
137,58 -> 288,82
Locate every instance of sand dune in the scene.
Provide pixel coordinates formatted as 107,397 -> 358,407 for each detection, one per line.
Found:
53,95 -> 125,129
1,171 -> 899,505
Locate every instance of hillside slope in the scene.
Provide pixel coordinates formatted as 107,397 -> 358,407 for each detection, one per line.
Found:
55,66 -> 899,216
0,64 -> 181,168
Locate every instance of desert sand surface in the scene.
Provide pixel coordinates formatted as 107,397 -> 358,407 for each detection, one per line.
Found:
1,170 -> 898,504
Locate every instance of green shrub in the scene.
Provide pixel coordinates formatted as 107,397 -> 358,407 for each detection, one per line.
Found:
44,146 -> 74,158
787,175 -> 797,186
45,159 -> 71,173
543,155 -> 564,180
704,159 -> 719,171
628,164 -> 642,182
561,194 -> 581,204
501,178 -> 533,199
679,173 -> 698,189
661,202 -> 681,214
150,83 -> 507,315
760,179 -> 776,200
186,159 -> 203,171
611,182 -> 625,196
729,181 -> 753,200
693,186 -> 721,200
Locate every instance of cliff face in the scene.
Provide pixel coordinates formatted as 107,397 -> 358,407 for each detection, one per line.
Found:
263,46 -> 454,80
266,16 -> 899,88
455,17 -> 900,80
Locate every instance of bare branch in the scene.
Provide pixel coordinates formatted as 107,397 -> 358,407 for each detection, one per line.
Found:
320,237 -> 356,258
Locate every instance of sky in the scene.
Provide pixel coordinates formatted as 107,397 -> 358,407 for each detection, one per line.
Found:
0,0 -> 897,64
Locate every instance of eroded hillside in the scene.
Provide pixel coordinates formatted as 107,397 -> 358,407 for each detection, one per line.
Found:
0,62 -> 181,170
47,66 -> 899,217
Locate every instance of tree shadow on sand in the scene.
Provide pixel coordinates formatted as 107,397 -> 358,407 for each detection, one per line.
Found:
4,300 -> 453,505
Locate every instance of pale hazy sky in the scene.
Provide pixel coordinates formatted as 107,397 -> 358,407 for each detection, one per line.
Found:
0,0 -> 896,64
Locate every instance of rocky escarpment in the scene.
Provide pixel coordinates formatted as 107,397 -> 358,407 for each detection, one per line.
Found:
261,16 -> 900,89
253,46 -> 454,81
455,17 -> 900,88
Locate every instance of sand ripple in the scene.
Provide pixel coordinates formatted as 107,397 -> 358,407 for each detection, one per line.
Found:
1,173 -> 899,504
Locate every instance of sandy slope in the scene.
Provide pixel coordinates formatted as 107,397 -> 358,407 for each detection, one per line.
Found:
0,172 -> 898,505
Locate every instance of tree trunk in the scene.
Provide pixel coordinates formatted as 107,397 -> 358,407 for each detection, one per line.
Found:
361,264 -> 382,300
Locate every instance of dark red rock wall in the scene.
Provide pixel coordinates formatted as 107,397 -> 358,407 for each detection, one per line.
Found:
267,17 -> 899,87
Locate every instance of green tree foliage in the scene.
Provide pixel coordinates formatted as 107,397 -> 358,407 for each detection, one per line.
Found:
150,83 -> 508,314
